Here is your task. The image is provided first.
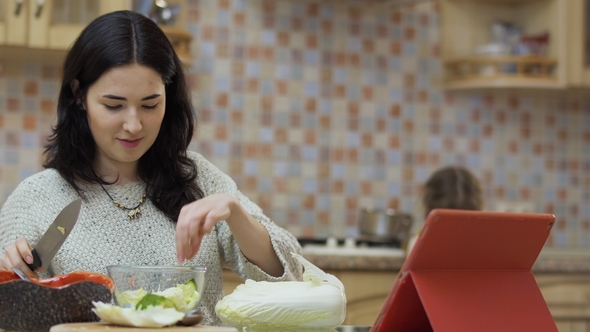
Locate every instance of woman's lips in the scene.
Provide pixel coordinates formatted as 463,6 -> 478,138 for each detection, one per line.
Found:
118,138 -> 142,148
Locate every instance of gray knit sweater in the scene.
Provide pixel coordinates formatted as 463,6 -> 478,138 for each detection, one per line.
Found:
0,151 -> 303,326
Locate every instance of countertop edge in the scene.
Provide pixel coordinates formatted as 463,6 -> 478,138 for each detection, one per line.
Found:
302,253 -> 590,273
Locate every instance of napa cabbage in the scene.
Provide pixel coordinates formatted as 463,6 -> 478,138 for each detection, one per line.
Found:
215,252 -> 346,329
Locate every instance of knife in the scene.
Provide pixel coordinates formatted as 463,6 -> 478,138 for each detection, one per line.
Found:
26,198 -> 82,271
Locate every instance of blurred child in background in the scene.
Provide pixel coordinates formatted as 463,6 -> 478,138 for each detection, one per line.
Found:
407,166 -> 484,252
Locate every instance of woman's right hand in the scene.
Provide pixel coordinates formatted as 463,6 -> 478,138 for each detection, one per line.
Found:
0,237 -> 38,276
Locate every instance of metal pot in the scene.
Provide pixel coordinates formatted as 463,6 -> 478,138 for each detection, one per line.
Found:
358,208 -> 413,246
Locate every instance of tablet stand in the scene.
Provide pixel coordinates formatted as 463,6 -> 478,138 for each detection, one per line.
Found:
371,209 -> 558,332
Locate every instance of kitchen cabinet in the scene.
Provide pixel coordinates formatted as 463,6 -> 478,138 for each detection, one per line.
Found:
0,0 -> 27,45
222,269 -> 244,296
536,273 -> 590,332
41,0 -> 127,50
565,0 -> 590,87
0,4 -> 3,43
0,0 -> 192,64
440,0 -> 568,89
222,269 -> 398,326
329,270 -> 397,326
0,0 -> 126,49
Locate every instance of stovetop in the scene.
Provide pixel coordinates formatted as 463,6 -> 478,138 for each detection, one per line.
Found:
298,237 -> 403,248
298,237 -> 406,257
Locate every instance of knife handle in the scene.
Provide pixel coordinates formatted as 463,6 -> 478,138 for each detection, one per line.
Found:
25,249 -> 42,271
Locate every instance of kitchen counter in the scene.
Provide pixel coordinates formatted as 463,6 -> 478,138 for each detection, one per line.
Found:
302,252 -> 405,271
300,245 -> 406,271
533,255 -> 590,273
301,248 -> 590,273
295,249 -> 590,329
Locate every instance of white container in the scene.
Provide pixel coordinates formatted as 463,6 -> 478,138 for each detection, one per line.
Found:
474,43 -> 513,75
474,43 -> 511,56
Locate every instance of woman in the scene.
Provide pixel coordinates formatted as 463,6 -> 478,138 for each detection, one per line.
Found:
0,10 -> 302,325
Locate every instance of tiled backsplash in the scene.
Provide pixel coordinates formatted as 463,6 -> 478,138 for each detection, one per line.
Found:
0,0 -> 589,247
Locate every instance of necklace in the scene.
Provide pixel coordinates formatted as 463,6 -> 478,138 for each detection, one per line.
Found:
99,183 -> 147,220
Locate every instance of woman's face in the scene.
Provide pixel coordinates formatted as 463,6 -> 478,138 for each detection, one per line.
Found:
84,63 -> 166,176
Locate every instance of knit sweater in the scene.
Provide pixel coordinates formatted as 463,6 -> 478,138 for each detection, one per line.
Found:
0,151 -> 303,326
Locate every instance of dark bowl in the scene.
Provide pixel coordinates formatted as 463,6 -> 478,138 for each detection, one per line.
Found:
0,270 -> 114,332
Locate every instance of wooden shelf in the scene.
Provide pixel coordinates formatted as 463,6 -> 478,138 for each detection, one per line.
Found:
440,0 -> 569,89
449,0 -> 548,4
444,77 -> 562,90
444,55 -> 561,89
0,45 -> 66,65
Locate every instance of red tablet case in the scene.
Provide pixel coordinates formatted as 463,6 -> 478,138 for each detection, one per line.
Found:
371,209 -> 557,332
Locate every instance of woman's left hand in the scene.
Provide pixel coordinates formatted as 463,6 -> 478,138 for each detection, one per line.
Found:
175,193 -> 238,263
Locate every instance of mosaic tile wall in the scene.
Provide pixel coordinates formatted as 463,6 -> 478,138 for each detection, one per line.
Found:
0,0 -> 589,247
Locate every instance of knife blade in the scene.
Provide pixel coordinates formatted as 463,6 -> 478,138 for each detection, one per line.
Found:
26,198 -> 82,271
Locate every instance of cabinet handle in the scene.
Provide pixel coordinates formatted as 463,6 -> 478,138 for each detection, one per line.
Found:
35,0 -> 45,18
14,0 -> 23,16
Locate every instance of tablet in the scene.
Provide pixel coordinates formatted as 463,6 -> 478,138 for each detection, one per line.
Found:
370,209 -> 557,332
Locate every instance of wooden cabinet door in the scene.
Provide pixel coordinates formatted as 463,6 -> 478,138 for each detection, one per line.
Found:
27,0 -> 50,48
536,273 -> 590,331
330,270 -> 397,326
221,269 -> 243,296
28,0 -> 129,50
0,1 -> 5,44
48,0 -> 129,50
566,0 -> 590,87
1,0 -> 191,63
3,0 -> 28,46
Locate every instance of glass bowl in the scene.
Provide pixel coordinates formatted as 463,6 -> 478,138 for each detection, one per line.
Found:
106,265 -> 206,313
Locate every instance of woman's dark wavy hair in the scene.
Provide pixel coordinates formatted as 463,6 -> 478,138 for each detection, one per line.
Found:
422,166 -> 483,219
43,10 -> 203,220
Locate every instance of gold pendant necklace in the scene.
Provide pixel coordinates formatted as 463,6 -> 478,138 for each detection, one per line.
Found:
100,183 -> 147,220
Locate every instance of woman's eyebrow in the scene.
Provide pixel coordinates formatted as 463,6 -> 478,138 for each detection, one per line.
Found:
101,94 -> 161,101
141,94 -> 161,101
102,94 -> 125,100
